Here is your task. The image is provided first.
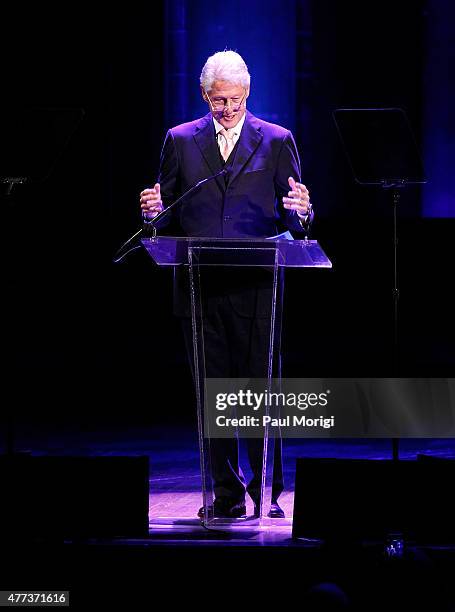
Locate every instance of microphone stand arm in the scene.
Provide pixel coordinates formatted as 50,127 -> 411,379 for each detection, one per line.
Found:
143,168 -> 227,239
113,168 -> 226,263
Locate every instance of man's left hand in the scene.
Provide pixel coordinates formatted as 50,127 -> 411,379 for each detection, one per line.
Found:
283,176 -> 311,217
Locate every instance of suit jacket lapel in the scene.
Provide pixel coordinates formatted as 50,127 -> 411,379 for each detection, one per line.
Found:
227,111 -> 263,187
193,113 -> 225,194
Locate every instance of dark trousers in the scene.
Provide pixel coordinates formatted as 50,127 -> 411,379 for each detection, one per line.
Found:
181,291 -> 284,505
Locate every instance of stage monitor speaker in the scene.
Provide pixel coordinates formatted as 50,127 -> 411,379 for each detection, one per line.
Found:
292,457 -> 455,543
0,455 -> 149,540
414,454 -> 455,544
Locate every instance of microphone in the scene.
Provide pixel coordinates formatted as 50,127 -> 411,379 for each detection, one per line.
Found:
113,167 -> 228,263
142,167 -> 228,230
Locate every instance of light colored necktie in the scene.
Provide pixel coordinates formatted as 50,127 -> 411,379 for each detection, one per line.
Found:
219,128 -> 235,162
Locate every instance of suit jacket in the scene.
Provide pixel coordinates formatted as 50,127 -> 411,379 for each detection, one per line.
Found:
156,110 -> 311,316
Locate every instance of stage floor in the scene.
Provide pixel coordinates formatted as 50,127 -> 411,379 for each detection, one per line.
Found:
3,425 -> 455,610
6,423 -> 455,528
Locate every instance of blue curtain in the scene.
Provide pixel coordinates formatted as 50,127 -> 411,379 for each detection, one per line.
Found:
422,0 -> 455,217
164,0 -> 297,132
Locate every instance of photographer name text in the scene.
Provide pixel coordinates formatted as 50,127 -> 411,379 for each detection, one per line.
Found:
215,415 -> 335,429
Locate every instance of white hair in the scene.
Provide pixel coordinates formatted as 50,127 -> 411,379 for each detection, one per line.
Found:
200,50 -> 251,92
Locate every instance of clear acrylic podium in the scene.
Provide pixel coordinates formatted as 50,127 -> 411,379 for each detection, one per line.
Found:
141,236 -> 332,529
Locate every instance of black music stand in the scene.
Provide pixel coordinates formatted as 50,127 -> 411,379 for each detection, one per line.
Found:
1,106 -> 84,455
1,107 -> 84,195
333,108 -> 426,460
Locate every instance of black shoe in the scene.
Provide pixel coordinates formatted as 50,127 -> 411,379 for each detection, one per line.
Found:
198,499 -> 247,519
197,506 -> 207,519
214,498 -> 246,518
252,501 -> 285,518
267,501 -> 285,518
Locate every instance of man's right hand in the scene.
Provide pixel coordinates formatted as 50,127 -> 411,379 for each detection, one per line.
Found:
140,183 -> 164,219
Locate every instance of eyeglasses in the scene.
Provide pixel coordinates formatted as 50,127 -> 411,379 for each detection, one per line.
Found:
204,89 -> 247,112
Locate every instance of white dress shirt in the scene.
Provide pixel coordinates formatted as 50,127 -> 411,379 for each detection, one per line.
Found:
213,113 -> 246,156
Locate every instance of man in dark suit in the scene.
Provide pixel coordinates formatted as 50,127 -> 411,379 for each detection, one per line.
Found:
140,51 -> 312,519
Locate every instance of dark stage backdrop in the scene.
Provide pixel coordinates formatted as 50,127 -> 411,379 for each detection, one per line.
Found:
0,1 -> 453,434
